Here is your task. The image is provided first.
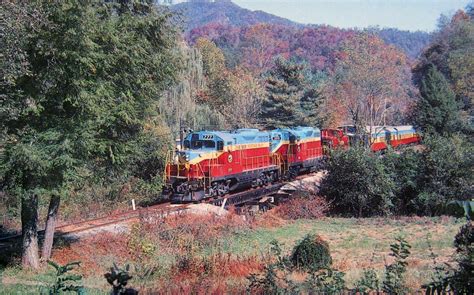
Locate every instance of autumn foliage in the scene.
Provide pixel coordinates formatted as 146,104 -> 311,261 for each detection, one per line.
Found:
275,194 -> 330,220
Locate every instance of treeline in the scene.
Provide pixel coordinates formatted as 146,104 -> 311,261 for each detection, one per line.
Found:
320,6 -> 474,217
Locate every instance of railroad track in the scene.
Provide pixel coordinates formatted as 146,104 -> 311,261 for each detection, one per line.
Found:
0,202 -> 187,247
0,172 -> 321,247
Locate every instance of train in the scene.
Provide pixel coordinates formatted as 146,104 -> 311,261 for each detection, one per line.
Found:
163,125 -> 421,202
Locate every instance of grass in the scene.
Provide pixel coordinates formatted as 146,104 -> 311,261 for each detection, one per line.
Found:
222,216 -> 463,289
0,215 -> 465,293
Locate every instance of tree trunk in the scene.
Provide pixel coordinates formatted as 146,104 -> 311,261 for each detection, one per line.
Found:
21,194 -> 40,269
41,194 -> 60,260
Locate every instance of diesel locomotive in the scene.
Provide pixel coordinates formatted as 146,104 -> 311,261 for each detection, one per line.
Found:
164,125 -> 420,202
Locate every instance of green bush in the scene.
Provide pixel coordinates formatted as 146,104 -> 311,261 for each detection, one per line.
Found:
320,134 -> 473,217
303,268 -> 345,295
354,268 -> 381,294
104,263 -> 137,295
320,147 -> 395,217
290,234 -> 332,271
424,222 -> 473,294
382,237 -> 412,294
47,260 -> 84,295
247,237 -> 345,294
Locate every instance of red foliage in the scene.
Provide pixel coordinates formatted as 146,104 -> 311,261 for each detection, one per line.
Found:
51,233 -> 131,276
275,194 -> 330,220
187,23 -> 356,75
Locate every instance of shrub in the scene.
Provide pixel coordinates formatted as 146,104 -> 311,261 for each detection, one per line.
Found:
47,260 -> 84,295
354,268 -> 381,294
413,135 -> 474,215
304,268 -> 345,295
382,237 -> 412,294
104,263 -> 137,295
320,147 -> 395,217
247,237 -> 345,294
424,222 -> 473,294
275,193 -> 330,220
290,234 -> 332,271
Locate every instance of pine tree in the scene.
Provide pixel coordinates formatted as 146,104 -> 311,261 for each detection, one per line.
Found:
261,57 -> 308,129
414,65 -> 461,135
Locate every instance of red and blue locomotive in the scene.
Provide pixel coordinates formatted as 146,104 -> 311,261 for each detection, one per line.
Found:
164,125 -> 420,202
164,127 -> 325,202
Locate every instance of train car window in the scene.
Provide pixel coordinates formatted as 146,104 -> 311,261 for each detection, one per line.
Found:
217,141 -> 224,151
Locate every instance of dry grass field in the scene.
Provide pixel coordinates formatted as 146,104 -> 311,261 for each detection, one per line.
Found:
0,210 -> 464,294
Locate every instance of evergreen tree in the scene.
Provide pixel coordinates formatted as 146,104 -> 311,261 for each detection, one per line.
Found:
1,1 -> 180,268
414,65 -> 461,135
261,57 -> 317,129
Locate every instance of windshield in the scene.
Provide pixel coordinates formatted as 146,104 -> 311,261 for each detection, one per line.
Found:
190,140 -> 215,149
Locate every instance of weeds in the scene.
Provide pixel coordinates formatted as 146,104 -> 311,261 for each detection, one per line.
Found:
382,236 -> 412,293
46,260 -> 84,295
275,193 -> 330,220
104,263 -> 137,295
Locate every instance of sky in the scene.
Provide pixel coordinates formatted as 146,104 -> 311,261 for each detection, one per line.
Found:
231,0 -> 472,32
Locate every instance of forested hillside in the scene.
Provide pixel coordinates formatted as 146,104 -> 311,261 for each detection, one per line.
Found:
171,0 -> 298,31
174,0 -> 431,59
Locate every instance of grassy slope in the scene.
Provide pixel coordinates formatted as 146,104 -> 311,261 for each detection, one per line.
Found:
0,217 -> 463,293
223,217 -> 462,289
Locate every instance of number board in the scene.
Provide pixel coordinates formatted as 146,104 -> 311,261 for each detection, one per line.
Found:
202,134 -> 214,140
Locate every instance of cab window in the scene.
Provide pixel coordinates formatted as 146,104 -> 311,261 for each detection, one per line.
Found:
217,141 -> 224,151
183,140 -> 190,149
191,140 -> 215,149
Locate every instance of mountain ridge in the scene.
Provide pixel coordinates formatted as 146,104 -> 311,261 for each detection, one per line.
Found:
171,0 -> 431,58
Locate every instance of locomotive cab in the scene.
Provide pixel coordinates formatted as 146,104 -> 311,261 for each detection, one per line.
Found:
165,129 -> 279,203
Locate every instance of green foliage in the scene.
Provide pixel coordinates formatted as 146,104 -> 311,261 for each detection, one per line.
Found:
414,65 -> 462,135
413,9 -> 473,129
354,268 -> 381,294
261,57 -> 320,128
414,135 -> 473,215
104,263 -> 137,295
290,234 -> 332,271
322,135 -> 472,217
424,222 -> 474,294
303,268 -> 345,295
320,147 -> 395,217
382,237 -> 412,294
1,0 -> 182,237
47,260 -> 84,295
247,237 -> 345,294
384,149 -> 423,214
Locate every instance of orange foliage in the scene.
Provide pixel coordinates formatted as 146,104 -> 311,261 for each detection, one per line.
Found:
275,195 -> 330,220
51,233 -> 131,276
